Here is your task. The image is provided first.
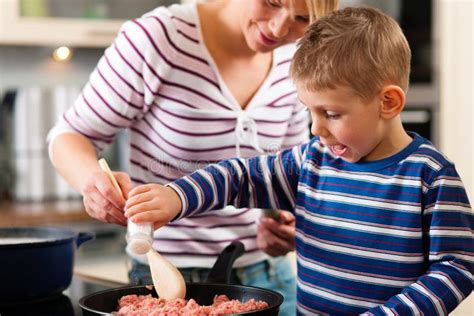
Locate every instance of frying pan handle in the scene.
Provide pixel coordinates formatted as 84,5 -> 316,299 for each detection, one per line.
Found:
207,241 -> 245,284
76,232 -> 95,248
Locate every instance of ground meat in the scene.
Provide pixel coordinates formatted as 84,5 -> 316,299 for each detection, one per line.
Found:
115,294 -> 268,315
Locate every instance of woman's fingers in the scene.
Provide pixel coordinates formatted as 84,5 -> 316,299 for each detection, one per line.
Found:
84,193 -> 127,225
257,215 -> 296,256
115,172 -> 133,199
279,211 -> 296,225
95,173 -> 126,208
257,225 -> 292,256
261,217 -> 295,239
81,173 -> 127,224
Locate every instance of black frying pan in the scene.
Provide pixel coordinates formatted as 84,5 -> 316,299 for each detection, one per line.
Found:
79,242 -> 283,315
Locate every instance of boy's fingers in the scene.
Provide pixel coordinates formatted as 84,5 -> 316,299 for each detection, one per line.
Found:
130,210 -> 168,227
128,185 -> 151,198
125,198 -> 166,217
124,201 -> 150,217
125,192 -> 153,210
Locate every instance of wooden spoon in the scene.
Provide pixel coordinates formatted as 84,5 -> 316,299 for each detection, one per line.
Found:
98,158 -> 186,299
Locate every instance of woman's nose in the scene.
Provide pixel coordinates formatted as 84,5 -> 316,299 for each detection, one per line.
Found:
269,11 -> 291,38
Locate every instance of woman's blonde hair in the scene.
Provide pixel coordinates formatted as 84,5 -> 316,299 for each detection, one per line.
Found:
291,6 -> 411,101
299,0 -> 340,23
304,0 -> 339,23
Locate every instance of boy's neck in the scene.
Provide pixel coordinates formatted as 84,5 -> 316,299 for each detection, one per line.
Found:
364,119 -> 412,161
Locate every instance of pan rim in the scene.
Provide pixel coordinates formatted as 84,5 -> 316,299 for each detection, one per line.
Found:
0,226 -> 76,249
79,283 -> 284,315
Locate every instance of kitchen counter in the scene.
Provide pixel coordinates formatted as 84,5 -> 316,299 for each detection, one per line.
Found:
0,200 -> 90,226
74,248 -> 130,286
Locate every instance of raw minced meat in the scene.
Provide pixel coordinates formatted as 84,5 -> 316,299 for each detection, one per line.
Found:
115,294 -> 269,315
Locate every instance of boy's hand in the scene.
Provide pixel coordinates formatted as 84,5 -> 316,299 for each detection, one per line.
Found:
124,184 -> 182,230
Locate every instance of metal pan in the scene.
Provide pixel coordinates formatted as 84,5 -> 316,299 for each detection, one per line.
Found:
79,242 -> 283,315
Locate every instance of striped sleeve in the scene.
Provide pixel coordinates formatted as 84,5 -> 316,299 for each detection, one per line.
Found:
168,143 -> 309,220
48,12 -> 171,152
365,165 -> 473,315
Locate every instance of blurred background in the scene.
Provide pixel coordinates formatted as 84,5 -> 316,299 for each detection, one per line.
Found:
0,0 -> 472,313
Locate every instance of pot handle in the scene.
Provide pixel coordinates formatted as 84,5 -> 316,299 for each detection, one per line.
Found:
206,241 -> 245,284
76,232 -> 95,248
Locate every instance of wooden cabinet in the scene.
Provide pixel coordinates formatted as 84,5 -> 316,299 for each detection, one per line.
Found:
0,0 -> 189,47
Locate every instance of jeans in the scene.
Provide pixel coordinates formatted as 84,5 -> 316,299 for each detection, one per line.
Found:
129,256 -> 296,316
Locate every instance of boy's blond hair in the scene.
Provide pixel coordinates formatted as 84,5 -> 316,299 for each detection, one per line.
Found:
291,6 -> 411,101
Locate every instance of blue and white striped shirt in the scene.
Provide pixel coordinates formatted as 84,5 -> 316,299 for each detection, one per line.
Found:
169,133 -> 473,315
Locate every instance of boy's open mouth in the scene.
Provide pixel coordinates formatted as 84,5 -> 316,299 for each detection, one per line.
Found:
330,144 -> 347,156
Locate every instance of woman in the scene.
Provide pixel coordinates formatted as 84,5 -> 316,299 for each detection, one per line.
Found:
48,0 -> 338,314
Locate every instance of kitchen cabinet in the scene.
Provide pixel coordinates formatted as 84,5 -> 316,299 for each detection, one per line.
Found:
0,0 -> 190,47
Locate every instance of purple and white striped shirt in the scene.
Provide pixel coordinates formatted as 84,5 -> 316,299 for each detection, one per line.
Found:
48,3 -> 309,267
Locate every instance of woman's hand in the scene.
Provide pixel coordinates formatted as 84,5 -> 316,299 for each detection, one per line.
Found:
125,184 -> 182,230
81,170 -> 132,226
257,210 -> 296,257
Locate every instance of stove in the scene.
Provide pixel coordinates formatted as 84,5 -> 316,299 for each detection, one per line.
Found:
0,275 -> 118,316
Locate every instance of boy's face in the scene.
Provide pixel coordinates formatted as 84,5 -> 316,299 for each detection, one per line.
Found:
299,85 -> 387,163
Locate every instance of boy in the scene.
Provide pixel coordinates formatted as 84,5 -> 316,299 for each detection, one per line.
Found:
124,7 -> 473,315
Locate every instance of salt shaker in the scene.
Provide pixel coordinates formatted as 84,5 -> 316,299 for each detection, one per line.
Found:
126,219 -> 153,255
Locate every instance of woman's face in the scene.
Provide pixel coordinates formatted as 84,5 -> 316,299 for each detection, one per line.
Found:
241,0 -> 310,53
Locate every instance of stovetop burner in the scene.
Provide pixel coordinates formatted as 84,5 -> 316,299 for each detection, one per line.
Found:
0,276 -> 116,316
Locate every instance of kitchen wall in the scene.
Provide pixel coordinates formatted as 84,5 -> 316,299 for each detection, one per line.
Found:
437,2 -> 473,312
438,0 -> 474,202
0,46 -> 103,91
0,46 -> 127,201
0,46 -> 104,199
0,1 -> 469,200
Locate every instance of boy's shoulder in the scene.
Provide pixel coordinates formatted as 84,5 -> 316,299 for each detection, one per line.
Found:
406,134 -> 456,172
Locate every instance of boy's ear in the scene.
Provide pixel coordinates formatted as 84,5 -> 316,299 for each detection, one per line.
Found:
379,85 -> 405,119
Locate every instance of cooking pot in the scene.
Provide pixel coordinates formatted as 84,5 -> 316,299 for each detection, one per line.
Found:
0,226 -> 94,304
80,242 -> 284,315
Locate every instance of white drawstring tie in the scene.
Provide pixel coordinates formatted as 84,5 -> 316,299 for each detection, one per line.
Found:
235,111 -> 264,158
